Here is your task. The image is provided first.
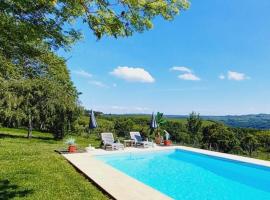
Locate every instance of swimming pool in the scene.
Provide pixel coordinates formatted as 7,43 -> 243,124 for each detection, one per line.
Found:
96,149 -> 270,200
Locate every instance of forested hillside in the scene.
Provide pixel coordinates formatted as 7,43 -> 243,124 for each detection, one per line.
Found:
166,114 -> 270,129
202,114 -> 270,130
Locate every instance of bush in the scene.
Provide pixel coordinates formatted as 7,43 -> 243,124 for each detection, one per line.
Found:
160,121 -> 191,144
114,119 -> 134,137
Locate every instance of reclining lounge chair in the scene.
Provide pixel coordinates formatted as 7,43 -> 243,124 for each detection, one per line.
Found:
101,132 -> 124,150
130,132 -> 153,148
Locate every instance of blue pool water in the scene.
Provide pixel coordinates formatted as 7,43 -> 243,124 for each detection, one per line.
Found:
96,149 -> 270,200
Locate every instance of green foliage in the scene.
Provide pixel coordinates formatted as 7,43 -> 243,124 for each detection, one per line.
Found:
73,115 -> 115,137
202,123 -> 239,153
256,131 -> 270,152
186,111 -> 202,145
2,110 -> 270,161
1,0 -> 190,57
65,137 -> 76,145
0,53 -> 80,139
155,112 -> 167,137
82,0 -> 190,39
186,112 -> 202,134
162,121 -> 189,144
204,114 -> 270,130
1,0 -> 190,140
114,118 -> 134,137
241,134 -> 259,157
156,112 -> 166,127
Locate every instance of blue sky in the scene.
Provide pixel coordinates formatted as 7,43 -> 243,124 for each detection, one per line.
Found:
60,0 -> 270,115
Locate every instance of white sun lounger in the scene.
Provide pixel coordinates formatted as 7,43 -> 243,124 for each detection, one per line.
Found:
101,132 -> 124,150
130,132 -> 153,148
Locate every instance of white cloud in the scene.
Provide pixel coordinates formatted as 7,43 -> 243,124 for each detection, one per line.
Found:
178,73 -> 201,81
89,81 -> 108,88
219,74 -> 225,80
160,87 -> 209,92
170,66 -> 192,73
227,71 -> 249,81
110,66 -> 155,83
73,70 -> 92,78
96,105 -> 150,114
171,66 -> 200,81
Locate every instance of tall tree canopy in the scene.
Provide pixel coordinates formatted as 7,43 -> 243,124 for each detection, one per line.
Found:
0,0 -> 189,138
0,0 -> 190,59
0,52 -> 80,138
186,111 -> 202,145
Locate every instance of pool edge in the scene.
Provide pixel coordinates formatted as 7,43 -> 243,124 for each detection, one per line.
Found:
62,152 -> 173,200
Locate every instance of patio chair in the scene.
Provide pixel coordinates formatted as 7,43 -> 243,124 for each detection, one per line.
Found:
101,132 -> 124,150
130,132 -> 153,148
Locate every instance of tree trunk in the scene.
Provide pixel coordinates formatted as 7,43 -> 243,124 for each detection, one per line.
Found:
40,122 -> 45,130
249,148 -> 252,157
68,120 -> 71,132
27,114 -> 32,139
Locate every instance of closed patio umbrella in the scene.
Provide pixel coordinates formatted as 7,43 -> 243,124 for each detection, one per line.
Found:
150,112 -> 158,129
89,110 -> 98,129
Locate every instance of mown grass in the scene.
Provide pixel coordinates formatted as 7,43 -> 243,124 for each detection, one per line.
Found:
0,128 -> 108,200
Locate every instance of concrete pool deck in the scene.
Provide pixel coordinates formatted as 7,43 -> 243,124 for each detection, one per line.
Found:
63,148 -> 172,200
62,145 -> 270,200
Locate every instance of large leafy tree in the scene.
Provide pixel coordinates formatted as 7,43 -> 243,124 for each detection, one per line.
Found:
256,131 -> 270,152
0,53 -> 80,138
0,0 -> 189,138
241,134 -> 259,157
186,111 -> 202,145
114,118 -> 134,137
1,0 -> 189,60
1,0 -> 190,40
1,0 -> 190,81
202,123 -> 239,153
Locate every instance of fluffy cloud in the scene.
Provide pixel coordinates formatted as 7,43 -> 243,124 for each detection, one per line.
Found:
170,66 -> 192,73
219,71 -> 249,81
178,73 -> 201,81
219,74 -> 225,80
97,105 -> 150,113
89,81 -> 108,88
110,66 -> 155,83
228,71 -> 249,81
171,66 -> 200,81
73,70 -> 92,78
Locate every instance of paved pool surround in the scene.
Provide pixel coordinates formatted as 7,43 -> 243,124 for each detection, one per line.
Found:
62,146 -> 270,200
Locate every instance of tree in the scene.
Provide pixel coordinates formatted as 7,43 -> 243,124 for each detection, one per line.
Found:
186,112 -> 202,145
163,121 -> 189,144
155,112 -> 166,134
256,131 -> 270,152
202,123 -> 239,153
114,118 -> 134,137
0,53 -> 80,139
1,0 -> 190,67
241,134 -> 259,157
1,0 -> 190,44
0,0 -> 190,139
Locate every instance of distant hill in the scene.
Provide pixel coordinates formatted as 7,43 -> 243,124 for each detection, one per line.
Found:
167,114 -> 270,130
202,114 -> 270,130
104,113 -> 270,130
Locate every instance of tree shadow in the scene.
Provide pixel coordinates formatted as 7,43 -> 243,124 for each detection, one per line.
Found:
0,180 -> 33,200
0,133 -> 55,141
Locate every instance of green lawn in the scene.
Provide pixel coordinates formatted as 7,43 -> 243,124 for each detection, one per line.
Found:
0,128 -> 109,200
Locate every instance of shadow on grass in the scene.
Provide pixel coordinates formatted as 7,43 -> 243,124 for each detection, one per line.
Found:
0,180 -> 33,200
0,133 -> 55,141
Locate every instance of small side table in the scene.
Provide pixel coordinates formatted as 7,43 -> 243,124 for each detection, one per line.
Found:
124,139 -> 135,147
